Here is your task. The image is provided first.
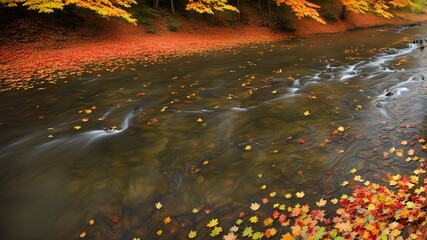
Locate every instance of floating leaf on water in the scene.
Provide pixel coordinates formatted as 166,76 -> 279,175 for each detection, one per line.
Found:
242,227 -> 253,237
156,229 -> 163,236
155,202 -> 163,209
230,225 -> 239,233
80,232 -> 86,238
245,145 -> 252,151
350,168 -> 357,174
188,230 -> 197,238
338,126 -> 345,132
316,198 -> 327,207
249,216 -> 259,223
164,216 -> 171,224
192,208 -> 199,213
223,232 -> 237,240
285,193 -> 292,199
250,202 -> 260,211
88,219 -> 94,225
303,111 -> 310,116
295,191 -> 305,198
207,218 -> 219,228
73,125 -> 82,130
209,226 -> 222,237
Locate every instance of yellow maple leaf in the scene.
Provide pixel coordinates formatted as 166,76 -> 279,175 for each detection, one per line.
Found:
341,181 -> 349,186
396,150 -> 404,157
260,184 -> 267,190
350,168 -> 358,174
88,219 -> 95,225
249,215 -> 259,223
80,232 -> 86,238
269,192 -> 277,197
389,147 -> 396,153
304,111 -> 310,116
156,229 -> 163,236
207,218 -> 219,228
331,198 -> 339,204
188,230 -> 197,239
338,126 -> 345,132
401,140 -> 408,146
245,145 -> 252,151
339,149 -> 345,154
285,193 -> 292,199
74,125 -> 82,130
196,118 -> 203,123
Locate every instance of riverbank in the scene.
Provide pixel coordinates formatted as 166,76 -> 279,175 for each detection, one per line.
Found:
1,9 -> 427,91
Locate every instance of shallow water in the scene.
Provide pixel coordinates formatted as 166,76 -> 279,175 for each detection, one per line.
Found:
1,25 -> 427,239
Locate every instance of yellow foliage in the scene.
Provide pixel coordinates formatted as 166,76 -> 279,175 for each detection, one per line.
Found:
342,0 -> 413,19
186,0 -> 239,14
276,0 -> 326,24
1,0 -> 137,24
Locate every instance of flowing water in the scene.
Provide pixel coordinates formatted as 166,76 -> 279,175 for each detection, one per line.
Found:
1,25 -> 427,240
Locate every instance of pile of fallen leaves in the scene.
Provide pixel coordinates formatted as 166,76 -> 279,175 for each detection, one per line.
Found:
80,127 -> 427,239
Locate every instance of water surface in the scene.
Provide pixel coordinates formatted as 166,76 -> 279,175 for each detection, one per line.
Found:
1,25 -> 427,239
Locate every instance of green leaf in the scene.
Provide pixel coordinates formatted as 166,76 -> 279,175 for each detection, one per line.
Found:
252,231 -> 263,240
242,227 -> 253,237
210,226 -> 222,237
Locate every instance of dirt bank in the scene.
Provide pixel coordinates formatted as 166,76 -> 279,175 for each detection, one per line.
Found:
1,8 -> 427,91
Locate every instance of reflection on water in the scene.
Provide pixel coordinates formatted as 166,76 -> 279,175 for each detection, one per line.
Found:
1,26 -> 427,239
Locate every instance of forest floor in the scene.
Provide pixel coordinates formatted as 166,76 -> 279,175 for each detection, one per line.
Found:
1,7 -> 427,91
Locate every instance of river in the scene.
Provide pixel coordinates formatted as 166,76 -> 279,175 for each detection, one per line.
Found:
1,25 -> 427,239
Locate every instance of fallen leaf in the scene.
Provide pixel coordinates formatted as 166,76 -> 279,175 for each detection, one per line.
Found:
245,145 -> 252,151
316,198 -> 327,207
80,232 -> 86,238
295,191 -> 305,198
207,218 -> 219,228
249,215 -> 259,223
209,226 -> 222,237
223,232 -> 237,240
156,229 -> 163,236
250,202 -> 261,211
88,219 -> 94,225
164,216 -> 171,224
304,111 -> 310,116
155,202 -> 163,209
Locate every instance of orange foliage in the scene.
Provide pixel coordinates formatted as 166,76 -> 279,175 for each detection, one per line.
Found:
185,0 -> 239,14
276,0 -> 326,24
0,0 -> 137,24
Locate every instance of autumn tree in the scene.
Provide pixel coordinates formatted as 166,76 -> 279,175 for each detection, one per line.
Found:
0,0 -> 138,23
342,0 -> 413,18
185,0 -> 239,14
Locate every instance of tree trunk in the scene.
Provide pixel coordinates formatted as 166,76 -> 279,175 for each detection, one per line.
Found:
155,0 -> 159,9
267,0 -> 271,15
340,5 -> 346,20
171,0 -> 175,14
257,0 -> 261,9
